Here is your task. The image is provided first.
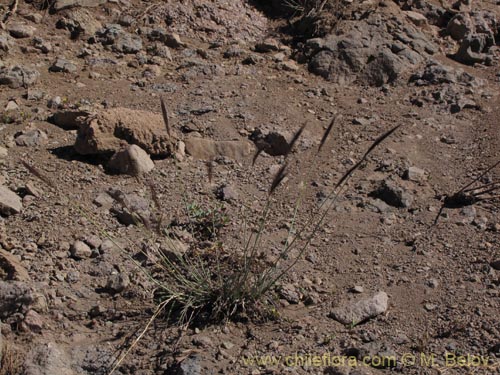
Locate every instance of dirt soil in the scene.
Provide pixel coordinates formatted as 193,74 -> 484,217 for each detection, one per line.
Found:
0,0 -> 499,374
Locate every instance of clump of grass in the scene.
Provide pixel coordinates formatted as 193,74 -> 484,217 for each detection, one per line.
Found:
21,100 -> 401,374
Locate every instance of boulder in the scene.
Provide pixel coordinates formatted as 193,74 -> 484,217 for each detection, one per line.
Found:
74,108 -> 175,157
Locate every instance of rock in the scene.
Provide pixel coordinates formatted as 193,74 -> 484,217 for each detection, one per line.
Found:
84,235 -> 102,249
0,65 -> 40,88
280,60 -> 299,72
0,186 -> 22,216
52,0 -> 106,11
251,129 -> 292,156
0,32 -> 13,52
107,145 -> 155,176
404,166 -> 427,182
329,291 -> 388,325
405,11 -> 428,26
184,137 -> 255,161
0,249 -> 30,281
0,281 -> 32,318
450,33 -> 494,66
15,129 -> 48,147
447,13 -> 473,40
160,238 -> 189,260
173,355 -> 202,375
370,180 -> 413,208
93,192 -> 114,209
21,309 -> 43,333
108,189 -> 151,226
490,260 -> 500,271
216,184 -> 238,202
7,23 -> 36,39
306,9 -> 437,86
49,58 -> 78,73
5,100 -> 18,111
56,8 -> 102,38
74,108 -> 175,157
48,110 -> 89,130
279,284 -> 301,304
70,240 -> 92,259
192,335 -> 213,348
163,32 -> 185,49
113,33 -> 143,54
105,273 -> 130,294
23,343 -> 76,375
255,38 -> 280,53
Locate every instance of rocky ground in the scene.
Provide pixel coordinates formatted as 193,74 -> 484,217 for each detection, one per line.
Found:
0,0 -> 499,374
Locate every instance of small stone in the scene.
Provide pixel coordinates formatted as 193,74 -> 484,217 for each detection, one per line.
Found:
255,38 -> 280,53
84,235 -> 102,249
405,11 -> 428,27
280,60 -> 299,72
490,260 -> 500,271
221,341 -> 234,350
163,32 -> 185,48
0,249 -> 30,281
8,23 -> 36,38
93,192 -> 114,209
404,166 -> 427,182
424,303 -> 437,311
15,129 -> 48,147
278,283 -> 300,304
217,184 -> 238,202
49,58 -> 78,73
371,180 -> 413,208
5,100 -> 19,111
0,186 -> 23,216
351,286 -> 364,294
107,145 -> 155,176
70,240 -> 92,259
21,309 -> 43,333
193,335 -> 213,348
105,273 -> 130,294
329,292 -> 388,325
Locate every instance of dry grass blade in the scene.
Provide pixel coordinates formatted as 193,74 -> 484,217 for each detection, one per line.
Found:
160,96 -> 171,137
457,159 -> 500,194
285,123 -> 307,158
333,124 -> 401,191
0,341 -> 23,375
318,115 -> 338,153
269,163 -> 288,195
21,159 -> 56,189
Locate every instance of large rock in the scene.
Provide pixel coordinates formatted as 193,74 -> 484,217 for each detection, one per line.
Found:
329,292 -> 388,325
305,5 -> 437,86
370,180 -> 413,208
0,186 -> 22,216
107,144 -> 155,176
7,23 -> 36,39
184,137 -> 255,160
0,65 -> 40,89
0,281 -> 32,318
74,108 -> 175,157
55,8 -> 102,38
